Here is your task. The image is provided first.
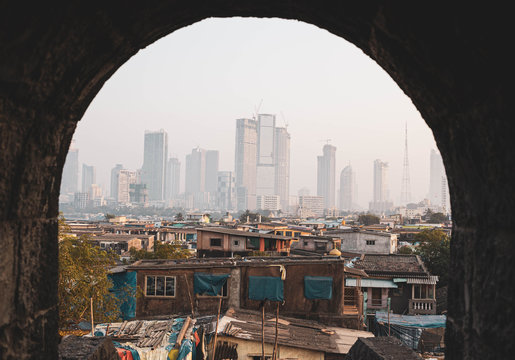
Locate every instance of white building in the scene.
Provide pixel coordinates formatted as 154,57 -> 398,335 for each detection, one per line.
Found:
117,169 -> 137,205
339,164 -> 357,211
317,144 -> 336,209
298,195 -> 325,218
274,126 -> 290,211
429,149 -> 450,213
256,114 -> 276,196
235,118 -> 258,211
369,159 -> 393,214
217,171 -> 236,211
61,146 -> 79,195
256,194 -> 281,211
165,157 -> 180,201
327,229 -> 398,254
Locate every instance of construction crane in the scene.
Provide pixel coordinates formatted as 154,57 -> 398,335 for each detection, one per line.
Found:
280,111 -> 289,130
253,99 -> 263,120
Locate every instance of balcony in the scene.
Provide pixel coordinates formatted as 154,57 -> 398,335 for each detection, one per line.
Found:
409,299 -> 436,315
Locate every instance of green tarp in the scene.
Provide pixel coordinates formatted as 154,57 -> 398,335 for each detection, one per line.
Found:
304,276 -> 333,300
248,276 -> 284,301
194,273 -> 229,296
108,271 -> 137,320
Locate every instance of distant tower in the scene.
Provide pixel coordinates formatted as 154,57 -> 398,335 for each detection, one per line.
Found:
401,122 -> 411,205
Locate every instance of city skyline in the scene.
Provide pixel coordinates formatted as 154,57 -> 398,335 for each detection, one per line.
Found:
71,17 -> 442,209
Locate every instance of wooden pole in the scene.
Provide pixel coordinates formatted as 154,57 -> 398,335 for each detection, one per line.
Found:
174,316 -> 192,349
272,302 -> 279,360
262,303 -> 265,360
90,297 -> 94,336
183,274 -> 195,316
211,296 -> 222,360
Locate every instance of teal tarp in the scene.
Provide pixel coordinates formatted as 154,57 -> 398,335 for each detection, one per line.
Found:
194,273 -> 229,296
304,276 -> 333,300
108,271 -> 137,320
248,276 -> 284,301
375,311 -> 446,328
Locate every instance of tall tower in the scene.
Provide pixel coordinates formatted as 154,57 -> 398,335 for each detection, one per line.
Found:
141,129 -> 168,201
274,126 -> 290,212
82,164 -> 96,194
60,146 -> 79,194
429,149 -> 449,211
369,159 -> 392,213
165,157 -> 180,201
317,144 -> 336,208
340,164 -> 356,211
256,114 -> 276,196
401,122 -> 412,205
235,118 -> 258,210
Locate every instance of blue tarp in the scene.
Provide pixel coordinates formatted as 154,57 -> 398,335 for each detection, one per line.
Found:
248,276 -> 284,302
108,271 -> 137,320
375,311 -> 446,328
194,273 -> 229,296
304,276 -> 333,300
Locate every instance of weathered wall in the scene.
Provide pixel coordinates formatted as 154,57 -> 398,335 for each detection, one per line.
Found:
0,1 -> 513,358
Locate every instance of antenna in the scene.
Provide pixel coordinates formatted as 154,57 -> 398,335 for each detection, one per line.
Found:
280,111 -> 289,130
401,121 -> 412,205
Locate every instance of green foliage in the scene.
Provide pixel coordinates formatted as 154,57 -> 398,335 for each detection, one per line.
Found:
429,212 -> 447,223
58,216 -> 122,328
129,240 -> 191,260
239,210 -> 270,223
358,214 -> 380,225
104,213 -> 115,220
415,229 -> 450,288
175,212 -> 184,221
398,245 -> 414,254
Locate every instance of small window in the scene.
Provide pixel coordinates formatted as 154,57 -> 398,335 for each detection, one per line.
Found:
145,276 -> 175,297
276,231 -> 283,235
303,241 -> 309,246
233,240 -> 239,246
210,238 -> 222,247
294,232 -> 301,237
285,231 -> 292,236
366,240 -> 376,245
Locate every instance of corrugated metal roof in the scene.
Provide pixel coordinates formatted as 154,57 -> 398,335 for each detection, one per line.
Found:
346,278 -> 398,288
406,276 -> 439,285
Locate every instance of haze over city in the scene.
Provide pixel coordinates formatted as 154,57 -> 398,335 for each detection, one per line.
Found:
73,17 -> 441,209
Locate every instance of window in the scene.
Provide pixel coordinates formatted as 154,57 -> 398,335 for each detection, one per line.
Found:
210,238 -> 222,247
413,284 -> 433,299
233,240 -> 239,246
294,232 -> 301,237
145,275 -> 175,297
303,241 -> 309,247
366,240 -> 376,245
371,288 -> 382,307
285,231 -> 292,236
276,231 -> 283,235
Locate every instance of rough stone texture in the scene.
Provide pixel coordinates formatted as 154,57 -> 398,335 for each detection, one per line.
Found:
346,337 -> 420,360
0,1 -> 513,358
58,336 -> 118,360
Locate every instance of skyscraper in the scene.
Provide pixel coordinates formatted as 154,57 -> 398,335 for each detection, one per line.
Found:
317,144 -> 336,208
339,165 -> 356,211
205,150 -> 219,194
401,122 -> 412,205
141,129 -> 168,201
185,147 -> 218,209
217,171 -> 236,211
274,126 -> 290,212
82,164 -> 95,194
110,164 -> 123,200
117,169 -> 137,205
234,118 -> 258,211
429,149 -> 449,211
256,114 -> 276,196
185,147 -> 206,195
369,159 -> 393,213
61,147 -> 79,194
165,157 -> 180,201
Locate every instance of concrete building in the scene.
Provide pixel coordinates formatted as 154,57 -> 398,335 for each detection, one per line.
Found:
165,157 -> 180,201
429,149 -> 450,213
81,164 -> 95,194
185,147 -> 219,209
61,146 -> 79,194
129,183 -> 148,206
205,150 -> 219,195
369,159 -> 393,214
298,195 -> 325,218
235,118 -> 258,211
141,129 -> 168,201
339,164 -> 356,211
110,164 -> 123,200
256,114 -> 276,197
73,191 -> 88,209
256,194 -> 281,211
317,144 -> 336,209
274,126 -> 290,211
117,169 -> 137,205
326,228 -> 398,254
217,171 -> 236,211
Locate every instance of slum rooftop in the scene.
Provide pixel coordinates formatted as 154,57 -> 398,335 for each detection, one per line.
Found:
127,256 -> 368,276
351,254 -> 431,278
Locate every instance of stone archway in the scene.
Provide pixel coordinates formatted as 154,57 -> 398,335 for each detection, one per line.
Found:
0,1 -> 513,359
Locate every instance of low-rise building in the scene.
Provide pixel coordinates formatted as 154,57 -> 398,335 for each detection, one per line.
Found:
291,235 -> 341,255
326,228 -> 398,254
196,227 -> 292,257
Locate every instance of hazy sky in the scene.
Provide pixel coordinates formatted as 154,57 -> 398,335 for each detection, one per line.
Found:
74,17 -> 439,209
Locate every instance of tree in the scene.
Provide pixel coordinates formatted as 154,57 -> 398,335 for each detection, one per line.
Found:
104,213 -> 115,220
398,245 -> 414,254
429,212 -> 447,223
130,240 -> 191,261
358,214 -> 380,226
175,212 -> 184,221
414,229 -> 450,288
58,216 -> 122,328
